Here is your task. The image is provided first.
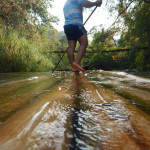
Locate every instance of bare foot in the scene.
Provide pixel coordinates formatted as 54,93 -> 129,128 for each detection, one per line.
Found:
72,68 -> 80,72
73,62 -> 85,72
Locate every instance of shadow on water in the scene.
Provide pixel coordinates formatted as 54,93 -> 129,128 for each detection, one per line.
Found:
71,73 -> 86,150
70,73 -> 100,150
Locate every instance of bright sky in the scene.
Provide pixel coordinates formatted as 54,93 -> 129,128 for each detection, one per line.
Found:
49,0 -> 115,34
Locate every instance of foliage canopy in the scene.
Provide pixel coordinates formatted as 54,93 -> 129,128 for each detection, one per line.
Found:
0,0 -> 61,72
83,0 -> 150,71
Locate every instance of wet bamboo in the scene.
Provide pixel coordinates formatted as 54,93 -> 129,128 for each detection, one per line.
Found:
0,72 -> 150,149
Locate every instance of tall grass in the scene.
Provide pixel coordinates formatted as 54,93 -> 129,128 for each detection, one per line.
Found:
0,28 -> 58,72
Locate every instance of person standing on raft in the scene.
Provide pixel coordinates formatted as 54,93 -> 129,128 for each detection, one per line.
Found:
63,0 -> 102,72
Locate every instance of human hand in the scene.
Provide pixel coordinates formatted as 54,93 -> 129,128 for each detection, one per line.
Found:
95,0 -> 102,7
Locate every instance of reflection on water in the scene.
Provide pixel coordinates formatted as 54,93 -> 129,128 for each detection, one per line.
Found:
70,76 -> 100,149
0,71 -> 150,149
26,102 -> 69,149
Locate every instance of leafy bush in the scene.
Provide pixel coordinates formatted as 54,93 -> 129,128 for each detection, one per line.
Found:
0,28 -> 58,72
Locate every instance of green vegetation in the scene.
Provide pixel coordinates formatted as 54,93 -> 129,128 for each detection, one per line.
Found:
0,0 -> 60,72
0,0 -> 149,72
83,0 -> 150,71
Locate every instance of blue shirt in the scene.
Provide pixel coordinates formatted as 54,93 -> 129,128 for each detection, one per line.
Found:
63,0 -> 85,26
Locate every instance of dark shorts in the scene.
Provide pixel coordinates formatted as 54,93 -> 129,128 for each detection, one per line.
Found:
64,24 -> 87,41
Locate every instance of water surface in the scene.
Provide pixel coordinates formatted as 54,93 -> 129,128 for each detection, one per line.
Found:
0,71 -> 150,150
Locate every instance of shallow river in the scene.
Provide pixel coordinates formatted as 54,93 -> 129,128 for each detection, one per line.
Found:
0,71 -> 150,150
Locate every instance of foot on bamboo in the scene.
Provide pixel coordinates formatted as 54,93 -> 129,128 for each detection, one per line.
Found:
71,68 -> 80,72
73,62 -> 85,72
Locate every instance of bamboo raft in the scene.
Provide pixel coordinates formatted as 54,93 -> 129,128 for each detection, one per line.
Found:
0,71 -> 150,150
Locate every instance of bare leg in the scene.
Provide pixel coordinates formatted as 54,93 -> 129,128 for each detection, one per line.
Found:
67,40 -> 78,71
76,33 -> 88,64
73,34 -> 88,72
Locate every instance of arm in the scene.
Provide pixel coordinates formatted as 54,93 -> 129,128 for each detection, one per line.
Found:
81,0 -> 102,8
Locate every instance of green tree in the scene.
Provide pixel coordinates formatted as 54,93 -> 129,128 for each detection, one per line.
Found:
0,0 -> 58,29
86,0 -> 150,71
117,0 -> 150,70
0,0 -> 61,72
